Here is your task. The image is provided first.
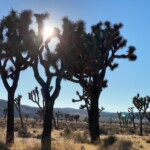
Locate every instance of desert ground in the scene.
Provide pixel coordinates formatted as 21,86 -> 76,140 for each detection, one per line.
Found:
0,118 -> 150,150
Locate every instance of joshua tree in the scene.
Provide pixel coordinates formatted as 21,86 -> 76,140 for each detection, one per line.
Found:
73,89 -> 104,123
14,95 -> 24,128
24,114 -> 29,122
72,89 -> 91,115
128,107 -> 136,129
74,114 -> 80,123
57,17 -> 137,143
28,86 -> 57,128
29,14 -> 63,150
55,111 -> 64,125
145,112 -> 150,122
28,87 -> 45,118
64,113 -> 70,123
0,10 -> 33,146
99,107 -> 105,118
133,94 -> 150,136
117,112 -> 122,128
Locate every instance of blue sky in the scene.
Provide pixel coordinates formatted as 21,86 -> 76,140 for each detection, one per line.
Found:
0,0 -> 150,112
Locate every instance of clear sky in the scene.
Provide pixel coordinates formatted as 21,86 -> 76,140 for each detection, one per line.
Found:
0,0 -> 150,112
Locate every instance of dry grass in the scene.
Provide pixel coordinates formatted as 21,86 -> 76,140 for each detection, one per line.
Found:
0,118 -> 150,150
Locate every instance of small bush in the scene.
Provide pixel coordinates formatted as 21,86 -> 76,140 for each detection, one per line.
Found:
128,128 -> 136,134
103,135 -> 117,148
73,131 -> 89,143
99,127 -> 108,135
117,139 -> 132,150
18,127 -> 31,138
63,128 -> 72,139
146,139 -> 150,144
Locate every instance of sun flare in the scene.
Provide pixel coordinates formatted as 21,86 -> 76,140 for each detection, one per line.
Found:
43,26 -> 53,40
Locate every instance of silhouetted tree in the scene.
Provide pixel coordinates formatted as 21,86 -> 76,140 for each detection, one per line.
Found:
55,111 -> 61,127
28,86 -> 57,128
74,114 -> 80,123
28,87 -> 45,118
73,89 -> 104,124
0,10 -> 33,147
14,94 -> 24,128
30,13 -> 63,150
72,89 -> 90,115
133,94 -> 150,136
24,114 -> 29,122
99,106 -> 105,118
117,112 -> 122,128
145,112 -> 150,122
57,18 -> 136,142
128,107 -> 136,129
64,113 -> 70,123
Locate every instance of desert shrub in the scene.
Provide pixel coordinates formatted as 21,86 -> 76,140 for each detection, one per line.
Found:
128,128 -> 136,134
63,128 -> 72,139
146,139 -> 150,143
73,130 -> 89,143
116,139 -> 132,150
18,127 -> 31,138
103,135 -> 117,148
14,124 -> 20,131
0,141 -> 6,150
99,127 -> 108,135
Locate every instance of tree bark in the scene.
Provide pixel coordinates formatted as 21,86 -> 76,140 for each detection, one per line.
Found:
89,97 -> 100,143
140,116 -> 143,136
6,91 -> 15,147
41,100 -> 54,150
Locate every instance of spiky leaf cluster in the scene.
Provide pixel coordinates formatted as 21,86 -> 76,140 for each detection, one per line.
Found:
56,17 -> 137,100
28,86 -> 45,113
133,94 -> 150,112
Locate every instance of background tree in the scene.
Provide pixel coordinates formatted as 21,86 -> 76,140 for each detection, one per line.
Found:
133,94 -> 150,136
128,107 -> 136,130
74,114 -> 80,123
14,94 -> 24,128
73,89 -> 104,124
28,86 -> 57,128
72,90 -> 90,115
24,114 -> 29,123
145,112 -> 150,122
57,17 -> 137,143
64,113 -> 70,123
28,87 -> 45,118
0,10 -> 33,147
117,112 -> 122,128
99,106 -> 105,118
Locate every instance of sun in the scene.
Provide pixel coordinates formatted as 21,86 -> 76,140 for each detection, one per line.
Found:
43,26 -> 53,40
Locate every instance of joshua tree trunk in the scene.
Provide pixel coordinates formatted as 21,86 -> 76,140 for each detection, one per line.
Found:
41,99 -> 54,150
6,91 -> 15,146
133,120 -> 136,130
140,116 -> 143,136
89,96 -> 100,143
18,108 -> 24,129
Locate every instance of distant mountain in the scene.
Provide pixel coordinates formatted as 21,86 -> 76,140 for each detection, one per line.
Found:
0,99 -> 118,120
